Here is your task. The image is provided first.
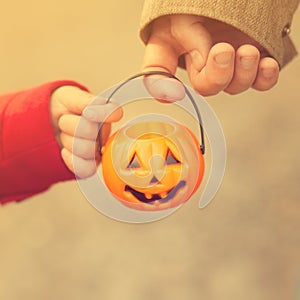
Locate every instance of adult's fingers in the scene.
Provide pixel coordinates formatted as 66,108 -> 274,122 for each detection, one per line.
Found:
143,15 -> 212,73
170,14 -> 213,72
186,43 -> 235,96
252,57 -> 279,91
142,16 -> 179,75
142,16 -> 186,102
224,45 -> 260,94
142,15 -> 214,102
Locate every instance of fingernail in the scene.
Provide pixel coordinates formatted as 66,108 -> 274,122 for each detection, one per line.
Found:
262,68 -> 276,79
214,52 -> 233,66
83,108 -> 96,120
190,49 -> 203,70
240,56 -> 258,69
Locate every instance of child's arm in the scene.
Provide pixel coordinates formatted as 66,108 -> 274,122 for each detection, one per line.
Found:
0,81 -> 121,204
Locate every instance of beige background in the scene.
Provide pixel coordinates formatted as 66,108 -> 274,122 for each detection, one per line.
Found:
1,1 -> 300,299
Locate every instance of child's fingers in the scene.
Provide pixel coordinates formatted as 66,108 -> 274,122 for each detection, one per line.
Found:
54,85 -> 114,115
60,132 -> 96,160
61,148 -> 97,178
53,86 -> 96,114
82,102 -> 123,122
58,114 -> 99,139
99,123 -> 111,147
61,148 -> 75,174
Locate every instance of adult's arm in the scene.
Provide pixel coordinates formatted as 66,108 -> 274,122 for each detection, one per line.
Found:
140,0 -> 299,68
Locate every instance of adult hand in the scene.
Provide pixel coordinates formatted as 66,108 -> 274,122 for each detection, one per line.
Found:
142,14 -> 280,97
50,85 -> 123,178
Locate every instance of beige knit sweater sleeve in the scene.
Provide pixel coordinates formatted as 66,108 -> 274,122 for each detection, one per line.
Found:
140,0 -> 299,68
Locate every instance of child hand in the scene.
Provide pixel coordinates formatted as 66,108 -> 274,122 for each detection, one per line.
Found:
142,14 -> 279,97
50,85 -> 123,178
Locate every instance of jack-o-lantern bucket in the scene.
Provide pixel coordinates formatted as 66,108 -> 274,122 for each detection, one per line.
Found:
101,120 -> 204,211
99,71 -> 206,211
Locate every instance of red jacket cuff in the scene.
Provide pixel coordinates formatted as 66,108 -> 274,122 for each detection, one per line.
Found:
0,80 -> 89,204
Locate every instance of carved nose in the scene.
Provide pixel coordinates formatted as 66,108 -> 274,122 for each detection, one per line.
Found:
150,176 -> 159,185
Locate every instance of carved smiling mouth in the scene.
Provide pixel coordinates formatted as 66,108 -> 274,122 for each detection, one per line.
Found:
125,181 -> 186,204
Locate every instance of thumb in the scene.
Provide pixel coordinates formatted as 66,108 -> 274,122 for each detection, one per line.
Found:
142,16 -> 179,75
142,17 -> 185,102
170,14 -> 213,72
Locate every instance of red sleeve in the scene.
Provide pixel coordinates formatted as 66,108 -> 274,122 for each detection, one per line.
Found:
0,80 -> 89,204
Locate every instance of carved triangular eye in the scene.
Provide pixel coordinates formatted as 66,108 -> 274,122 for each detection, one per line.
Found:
165,150 -> 180,165
127,153 -> 141,169
150,176 -> 159,184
